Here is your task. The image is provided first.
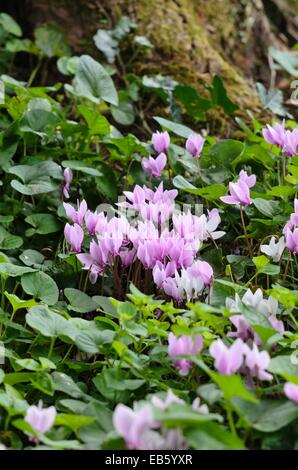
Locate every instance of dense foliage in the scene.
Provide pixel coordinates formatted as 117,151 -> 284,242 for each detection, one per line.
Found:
0,12 -> 298,451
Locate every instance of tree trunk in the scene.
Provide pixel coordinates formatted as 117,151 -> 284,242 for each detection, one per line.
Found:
4,0 -> 297,114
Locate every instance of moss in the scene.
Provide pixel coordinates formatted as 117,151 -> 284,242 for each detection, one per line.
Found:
114,0 -> 261,114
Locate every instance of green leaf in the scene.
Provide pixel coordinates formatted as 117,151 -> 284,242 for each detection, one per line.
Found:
10,179 -> 58,196
266,186 -> 297,200
173,175 -> 225,201
0,226 -> 23,250
253,255 -> 269,272
75,55 -> 118,105
209,76 -> 239,115
21,271 -> 59,305
55,414 -> 94,434
4,292 -> 39,312
93,16 -> 135,64
174,85 -> 211,120
0,141 -> 18,171
34,23 -> 70,58
233,398 -> 298,432
0,13 -> 22,36
111,98 -> 135,126
64,288 -> 97,313
57,55 -> 80,76
134,36 -> 153,48
52,372 -> 87,399
256,82 -> 289,117
75,329 -> 116,354
185,422 -> 245,450
26,306 -> 77,340
93,369 -> 145,394
268,355 -> 298,383
78,105 -> 110,135
0,263 -> 36,278
253,198 -> 280,218
61,160 -> 102,177
95,162 -> 117,201
155,403 -> 222,426
269,47 -> 298,78
210,372 -> 257,402
20,110 -> 60,136
153,116 -> 195,138
25,214 -> 61,236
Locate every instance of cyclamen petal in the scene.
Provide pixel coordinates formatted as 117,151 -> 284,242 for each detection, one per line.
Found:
168,332 -> 203,375
25,403 -> 56,435
220,170 -> 255,206
243,343 -> 273,381
262,120 -> 285,147
142,153 -> 167,177
64,223 -> 84,253
286,227 -> 298,253
209,338 -> 245,375
113,404 -> 155,450
185,134 -> 205,158
152,131 -> 170,153
284,382 -> 298,404
63,168 -> 73,199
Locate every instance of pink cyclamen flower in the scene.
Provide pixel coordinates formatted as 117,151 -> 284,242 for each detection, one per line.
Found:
262,120 -> 285,147
113,404 -> 156,450
63,200 -> 88,225
64,223 -> 84,253
220,178 -> 253,206
185,134 -> 205,158
243,342 -> 273,381
284,382 -> 298,404
77,239 -> 107,283
238,170 -> 256,188
85,210 -> 103,235
285,227 -> 298,253
192,397 -> 209,414
142,152 -> 167,178
188,260 -> 213,286
228,315 -> 261,345
152,390 -> 184,409
209,338 -> 244,375
282,129 -> 298,157
168,332 -> 203,376
63,168 -> 73,199
152,131 -> 170,153
25,403 -> 56,435
153,261 -> 177,289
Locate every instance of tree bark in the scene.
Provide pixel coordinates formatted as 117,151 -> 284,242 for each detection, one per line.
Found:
4,0 -> 296,114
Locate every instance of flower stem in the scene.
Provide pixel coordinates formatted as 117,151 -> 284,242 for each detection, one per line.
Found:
240,205 -> 253,258
48,337 -> 55,359
281,152 -> 286,183
282,252 -> 291,286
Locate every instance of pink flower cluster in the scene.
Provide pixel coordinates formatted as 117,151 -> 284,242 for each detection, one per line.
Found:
113,389 -> 208,450
284,199 -> 298,254
210,338 -> 273,381
63,182 -> 224,301
226,288 -> 285,341
141,131 -> 205,178
220,170 -> 256,206
112,402 -> 184,450
168,332 -> 203,375
263,121 -> 298,157
142,131 -> 169,178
